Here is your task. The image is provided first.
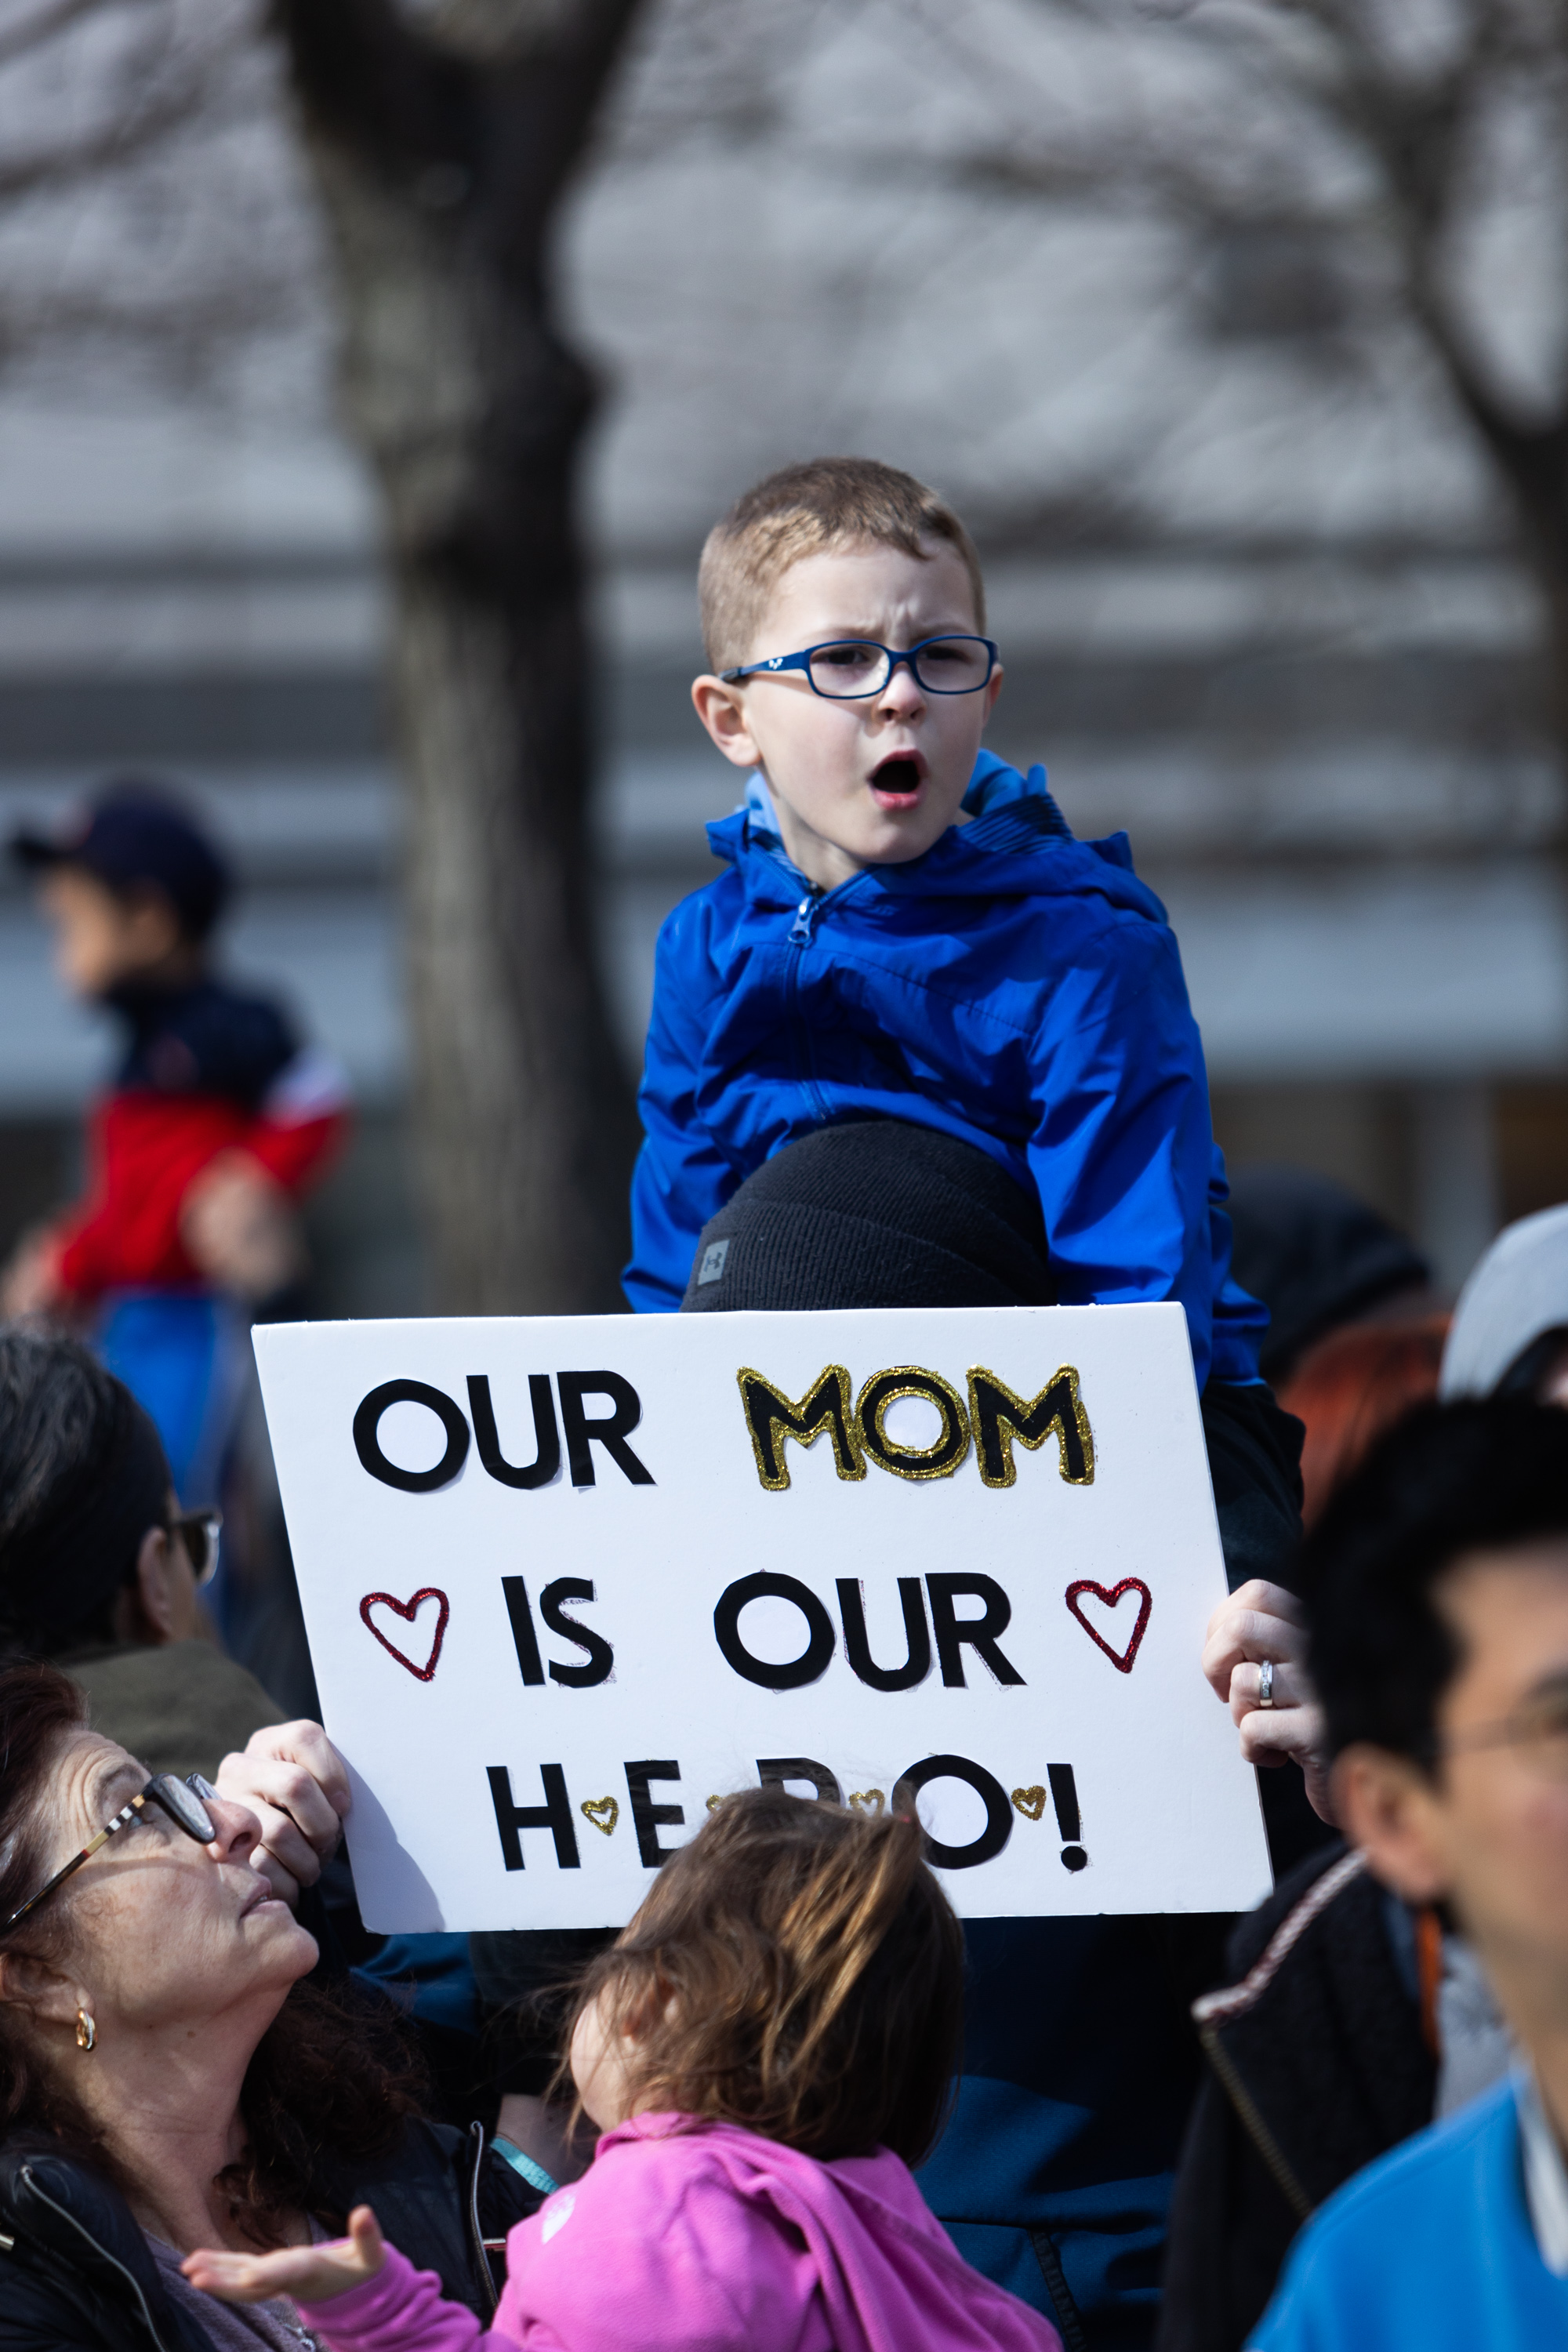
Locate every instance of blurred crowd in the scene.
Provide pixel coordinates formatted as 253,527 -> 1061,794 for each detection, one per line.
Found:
4,469 -> 1568,2352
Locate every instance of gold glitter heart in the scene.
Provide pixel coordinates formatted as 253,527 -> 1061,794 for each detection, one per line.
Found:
580,1796 -> 619,1836
849,1789 -> 886,1817
706,1794 -> 726,1813
1011,1784 -> 1047,1820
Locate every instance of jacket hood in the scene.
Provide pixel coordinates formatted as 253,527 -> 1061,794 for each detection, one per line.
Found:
598,2114 -> 1058,2352
704,750 -> 1166,922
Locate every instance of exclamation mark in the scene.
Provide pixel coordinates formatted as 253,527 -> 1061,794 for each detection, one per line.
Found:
1047,1763 -> 1087,1871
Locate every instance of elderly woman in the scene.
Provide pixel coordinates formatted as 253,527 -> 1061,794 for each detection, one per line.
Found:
0,1662 -> 539,2352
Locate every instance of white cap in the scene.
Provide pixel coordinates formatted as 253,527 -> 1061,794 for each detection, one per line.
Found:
1439,1203 -> 1568,1399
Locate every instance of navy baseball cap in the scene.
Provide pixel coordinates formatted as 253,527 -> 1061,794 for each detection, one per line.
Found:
9,780 -> 230,941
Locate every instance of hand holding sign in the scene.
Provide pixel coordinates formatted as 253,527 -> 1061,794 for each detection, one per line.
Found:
255,1305 -> 1270,1930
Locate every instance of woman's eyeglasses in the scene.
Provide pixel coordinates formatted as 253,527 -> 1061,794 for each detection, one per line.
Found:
5,1771 -> 220,1928
170,1508 -> 222,1588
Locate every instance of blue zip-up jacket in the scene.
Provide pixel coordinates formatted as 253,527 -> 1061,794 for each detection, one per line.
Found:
625,750 -> 1265,1387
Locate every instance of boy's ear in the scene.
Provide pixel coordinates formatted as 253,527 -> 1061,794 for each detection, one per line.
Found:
691,676 -> 764,771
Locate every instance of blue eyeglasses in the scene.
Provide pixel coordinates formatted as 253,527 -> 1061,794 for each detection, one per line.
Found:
720,635 -> 1000,699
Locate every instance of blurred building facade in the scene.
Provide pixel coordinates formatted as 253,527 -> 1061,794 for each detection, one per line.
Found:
3,2 -> 1566,1309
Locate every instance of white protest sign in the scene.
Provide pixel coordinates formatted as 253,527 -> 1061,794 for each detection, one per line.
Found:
254,1305 -> 1270,1929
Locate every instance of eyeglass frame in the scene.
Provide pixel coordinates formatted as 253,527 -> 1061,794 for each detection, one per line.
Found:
169,1507 -> 223,1589
719,634 -> 1001,699
5,1770 -> 221,1929
1423,1679 -> 1568,1777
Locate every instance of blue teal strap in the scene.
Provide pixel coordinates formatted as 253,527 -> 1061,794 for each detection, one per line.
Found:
491,2136 -> 560,2198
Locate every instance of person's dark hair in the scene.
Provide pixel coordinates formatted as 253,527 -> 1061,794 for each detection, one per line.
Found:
1301,1397 -> 1568,1768
0,1327 -> 119,1554
0,1663 -> 425,2245
0,1326 -> 169,1658
559,1785 -> 964,2165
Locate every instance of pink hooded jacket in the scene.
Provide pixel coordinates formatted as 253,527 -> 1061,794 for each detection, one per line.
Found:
299,2113 -> 1063,2352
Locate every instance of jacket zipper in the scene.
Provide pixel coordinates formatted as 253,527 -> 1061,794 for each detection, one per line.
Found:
465,2122 -> 499,2318
17,2165 -> 176,2352
1197,2025 -> 1314,2222
784,879 -> 865,1123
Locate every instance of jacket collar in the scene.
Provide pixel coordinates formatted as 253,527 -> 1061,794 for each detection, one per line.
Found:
0,2137 -> 209,2352
704,750 -> 1159,916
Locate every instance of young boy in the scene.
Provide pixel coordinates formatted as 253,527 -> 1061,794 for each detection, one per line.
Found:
2,782 -> 349,1495
609,461 -> 1305,2349
624,456 -> 1267,1398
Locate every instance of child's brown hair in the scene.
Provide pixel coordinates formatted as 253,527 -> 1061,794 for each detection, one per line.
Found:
698,456 -> 985,673
563,1785 -> 964,2164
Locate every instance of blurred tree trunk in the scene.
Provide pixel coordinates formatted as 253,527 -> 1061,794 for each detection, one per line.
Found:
271,0 -> 644,1313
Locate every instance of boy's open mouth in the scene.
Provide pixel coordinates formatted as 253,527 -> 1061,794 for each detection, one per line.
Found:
869,753 -> 924,808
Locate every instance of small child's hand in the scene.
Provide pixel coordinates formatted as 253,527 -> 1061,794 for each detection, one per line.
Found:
183,2205 -> 385,2307
180,1152 -> 306,1301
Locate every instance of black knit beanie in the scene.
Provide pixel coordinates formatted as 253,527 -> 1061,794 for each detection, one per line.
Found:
681,1121 -> 1052,1313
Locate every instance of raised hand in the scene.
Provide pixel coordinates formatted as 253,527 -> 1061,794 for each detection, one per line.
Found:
215,1720 -> 352,1905
184,2205 -> 384,2307
1202,1578 -> 1334,1823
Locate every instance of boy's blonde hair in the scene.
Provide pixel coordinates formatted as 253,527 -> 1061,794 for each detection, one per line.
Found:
698,456 -> 986,672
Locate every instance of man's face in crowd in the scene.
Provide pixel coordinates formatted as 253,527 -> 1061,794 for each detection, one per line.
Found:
1337,1538 -> 1568,2034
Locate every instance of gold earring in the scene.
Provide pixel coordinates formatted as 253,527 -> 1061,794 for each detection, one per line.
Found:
74,2007 -> 96,2053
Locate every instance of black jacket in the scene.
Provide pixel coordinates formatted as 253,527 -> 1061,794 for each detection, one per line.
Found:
0,2118 -> 543,2352
1153,1842 -> 1436,2352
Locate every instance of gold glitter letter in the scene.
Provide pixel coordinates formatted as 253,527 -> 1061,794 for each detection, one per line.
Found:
736,1364 -> 866,1491
855,1367 -> 971,1482
967,1365 -> 1094,1487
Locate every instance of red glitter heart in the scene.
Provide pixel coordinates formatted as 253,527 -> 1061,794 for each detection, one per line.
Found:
1065,1577 -> 1152,1674
359,1588 -> 450,1682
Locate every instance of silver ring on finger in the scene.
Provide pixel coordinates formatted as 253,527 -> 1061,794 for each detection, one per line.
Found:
1258,1658 -> 1276,1710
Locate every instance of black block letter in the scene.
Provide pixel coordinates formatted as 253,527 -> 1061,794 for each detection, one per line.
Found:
557,1372 -> 655,1487
926,1574 -> 1025,1688
541,1577 -> 614,1687
624,1760 -> 684,1866
736,1365 -> 865,1491
487,1762 -> 580,1870
967,1366 -> 1094,1488
469,1374 -> 561,1490
757,1758 -> 844,1804
501,1577 -> 546,1686
895,1754 -> 1014,1869
714,1572 -> 837,1690
837,1577 -> 931,1691
353,1381 -> 469,1494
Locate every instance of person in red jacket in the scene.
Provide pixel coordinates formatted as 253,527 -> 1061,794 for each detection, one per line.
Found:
2,782 -> 350,1504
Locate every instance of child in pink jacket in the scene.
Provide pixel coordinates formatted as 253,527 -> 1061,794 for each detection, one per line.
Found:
187,1788 -> 1062,2352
